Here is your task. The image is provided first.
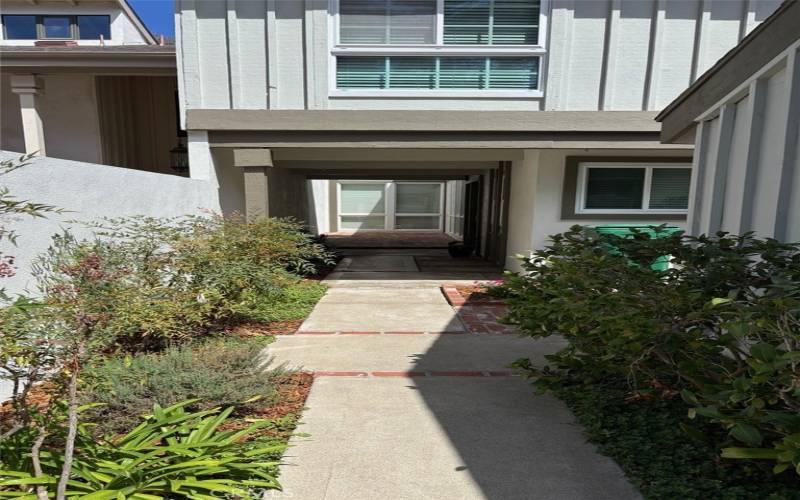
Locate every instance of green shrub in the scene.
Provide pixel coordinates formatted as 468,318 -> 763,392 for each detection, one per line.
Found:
20,214 -> 334,351
238,278 -> 327,323
503,226 -> 800,477
0,401 -> 284,499
553,380 -> 800,500
79,337 -> 284,435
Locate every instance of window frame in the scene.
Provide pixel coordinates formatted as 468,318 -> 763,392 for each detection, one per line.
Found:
393,181 -> 445,232
1,15 -> 37,40
328,0 -> 547,98
1,14 -> 111,41
335,180 -> 446,232
337,181 -> 391,231
575,162 -> 693,215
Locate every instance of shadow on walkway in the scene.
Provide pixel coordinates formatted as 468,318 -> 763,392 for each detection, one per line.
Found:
272,252 -> 639,500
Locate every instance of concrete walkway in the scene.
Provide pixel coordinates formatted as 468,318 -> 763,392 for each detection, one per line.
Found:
268,255 -> 640,500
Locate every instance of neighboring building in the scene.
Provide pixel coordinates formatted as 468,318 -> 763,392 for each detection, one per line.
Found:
657,0 -> 800,242
175,0 -> 783,269
0,0 -> 184,175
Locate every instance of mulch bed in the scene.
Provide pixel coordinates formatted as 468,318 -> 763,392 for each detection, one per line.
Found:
0,384 -> 53,430
441,284 -> 518,335
452,284 -> 505,303
2,373 -> 315,443
220,372 -> 314,440
249,372 -> 313,421
227,320 -> 304,336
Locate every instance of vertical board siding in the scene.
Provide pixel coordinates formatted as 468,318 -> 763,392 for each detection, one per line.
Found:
698,0 -> 745,76
749,68 -> 787,238
698,115 -> 721,234
720,94 -> 752,233
564,0 -> 608,110
176,0 -> 782,112
654,0 -> 699,108
275,0 -> 307,109
688,41 -> 800,242
196,0 -> 231,108
233,0 -> 269,109
787,120 -> 800,242
777,50 -> 800,241
608,0 -> 653,110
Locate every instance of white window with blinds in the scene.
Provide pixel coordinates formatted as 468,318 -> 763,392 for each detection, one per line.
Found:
336,181 -> 446,231
338,182 -> 389,230
394,182 -> 444,230
575,163 -> 692,215
331,0 -> 547,97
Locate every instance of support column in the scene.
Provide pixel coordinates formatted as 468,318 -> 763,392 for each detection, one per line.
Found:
233,148 -> 274,221
10,75 -> 46,156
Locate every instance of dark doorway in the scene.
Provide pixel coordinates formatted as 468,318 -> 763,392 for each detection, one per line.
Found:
462,177 -> 482,255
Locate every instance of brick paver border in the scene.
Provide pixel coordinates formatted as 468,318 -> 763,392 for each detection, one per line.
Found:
295,331 -> 465,335
313,370 -> 519,378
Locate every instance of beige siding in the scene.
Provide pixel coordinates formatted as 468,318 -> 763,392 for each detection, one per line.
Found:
688,40 -> 800,241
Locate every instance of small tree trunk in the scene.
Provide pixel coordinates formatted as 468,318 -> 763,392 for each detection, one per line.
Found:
31,428 -> 49,500
55,354 -> 80,500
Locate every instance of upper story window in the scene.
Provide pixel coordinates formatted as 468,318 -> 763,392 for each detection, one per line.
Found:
340,0 -> 437,44
1,15 -> 111,41
332,0 -> 545,97
42,16 -> 72,38
576,163 -> 692,214
2,15 -> 37,39
443,0 -> 540,45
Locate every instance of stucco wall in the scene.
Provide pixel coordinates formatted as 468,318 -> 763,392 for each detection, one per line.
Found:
688,40 -> 800,242
0,151 -> 221,296
1,74 -> 103,164
176,0 -> 781,115
505,147 -> 691,271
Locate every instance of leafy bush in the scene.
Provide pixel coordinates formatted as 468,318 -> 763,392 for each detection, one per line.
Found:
0,401 -> 284,499
79,338 -> 284,435
552,380 -> 800,500
1,214 -> 330,498
18,214 -> 334,351
503,226 -> 800,477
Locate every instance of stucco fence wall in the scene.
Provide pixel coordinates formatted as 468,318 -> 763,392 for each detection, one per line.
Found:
0,151 -> 221,296
1,152 -> 223,401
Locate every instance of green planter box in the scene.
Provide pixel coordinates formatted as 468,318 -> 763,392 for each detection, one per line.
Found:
593,224 -> 683,271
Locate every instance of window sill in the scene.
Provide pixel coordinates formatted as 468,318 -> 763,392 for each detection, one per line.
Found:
332,45 -> 546,56
564,213 -> 688,221
330,89 -> 543,99
576,210 -> 689,215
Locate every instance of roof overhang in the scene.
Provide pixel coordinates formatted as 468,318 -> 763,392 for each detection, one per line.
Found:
190,110 -> 687,149
189,110 -> 662,133
0,47 -> 176,74
656,0 -> 800,144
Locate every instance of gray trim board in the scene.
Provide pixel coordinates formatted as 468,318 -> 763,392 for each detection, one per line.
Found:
208,131 -> 672,149
297,171 -> 477,180
188,110 -> 661,133
657,0 -> 800,143
560,156 -> 692,221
